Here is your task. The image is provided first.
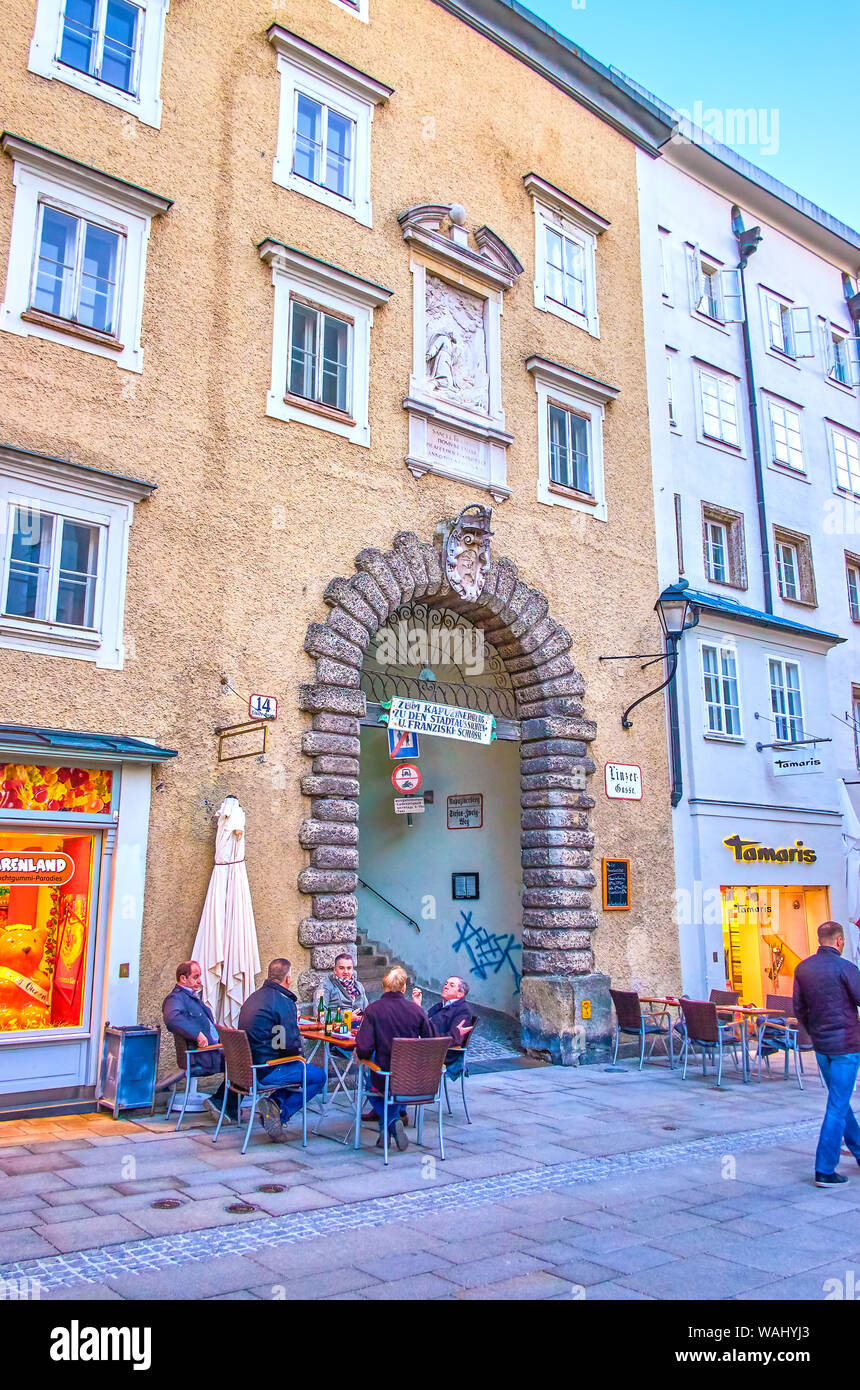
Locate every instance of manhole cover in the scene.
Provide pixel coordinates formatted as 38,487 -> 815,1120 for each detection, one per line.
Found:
258,1184 -> 286,1193
227,1202 -> 256,1214
151,1198 -> 182,1209
662,1125 -> 677,1131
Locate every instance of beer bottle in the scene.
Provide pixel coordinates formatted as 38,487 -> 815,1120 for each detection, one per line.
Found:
335,1007 -> 344,1034
317,994 -> 326,1030
325,1006 -> 333,1037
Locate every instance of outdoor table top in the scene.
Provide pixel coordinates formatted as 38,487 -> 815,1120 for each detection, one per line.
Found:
638,996 -> 791,1017
298,1025 -> 358,1047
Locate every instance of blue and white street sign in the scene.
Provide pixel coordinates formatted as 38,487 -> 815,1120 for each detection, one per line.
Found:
388,727 -> 420,759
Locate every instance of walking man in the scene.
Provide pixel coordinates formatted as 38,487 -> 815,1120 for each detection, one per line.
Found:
793,921 -> 860,1187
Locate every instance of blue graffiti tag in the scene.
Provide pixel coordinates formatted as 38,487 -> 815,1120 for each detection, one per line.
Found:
451,909 -> 522,994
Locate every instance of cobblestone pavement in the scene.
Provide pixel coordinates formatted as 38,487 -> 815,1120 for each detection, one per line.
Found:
0,1058 -> 857,1301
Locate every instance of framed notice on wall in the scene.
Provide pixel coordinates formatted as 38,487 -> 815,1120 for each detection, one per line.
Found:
602,858 -> 630,911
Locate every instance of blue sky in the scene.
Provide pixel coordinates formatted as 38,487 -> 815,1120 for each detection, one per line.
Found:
524,0 -> 860,231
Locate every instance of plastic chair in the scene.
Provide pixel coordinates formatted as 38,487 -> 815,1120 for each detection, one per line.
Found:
610,989 -> 673,1069
679,999 -> 740,1085
165,1034 -> 219,1131
442,1015 -> 478,1123
755,992 -> 815,1091
212,1026 -> 308,1154
356,1035 -> 450,1166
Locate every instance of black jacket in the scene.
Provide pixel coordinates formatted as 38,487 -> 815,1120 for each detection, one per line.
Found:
238,979 -> 302,1065
427,997 -> 472,1043
162,985 -> 218,1044
355,991 -> 433,1074
793,946 -> 860,1055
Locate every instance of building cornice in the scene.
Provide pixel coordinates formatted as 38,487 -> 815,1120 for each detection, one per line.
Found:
266,26 -> 393,105
399,205 -> 523,291
526,355 -> 619,405
258,240 -> 394,308
0,444 -> 156,505
523,172 -> 610,236
0,133 -> 172,217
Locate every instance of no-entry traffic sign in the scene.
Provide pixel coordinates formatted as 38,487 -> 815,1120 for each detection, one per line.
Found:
391,763 -> 422,794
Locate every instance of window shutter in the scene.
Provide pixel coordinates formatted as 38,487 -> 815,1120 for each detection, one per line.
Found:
719,269 -> 744,323
790,306 -> 814,357
822,318 -> 836,375
847,335 -> 860,387
688,244 -> 706,313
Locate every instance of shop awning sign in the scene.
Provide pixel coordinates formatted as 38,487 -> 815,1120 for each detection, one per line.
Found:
772,751 -> 823,777
383,698 -> 496,745
0,852 -> 76,886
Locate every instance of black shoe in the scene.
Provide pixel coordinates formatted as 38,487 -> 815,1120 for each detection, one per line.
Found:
393,1120 -> 409,1151
815,1171 -> 848,1187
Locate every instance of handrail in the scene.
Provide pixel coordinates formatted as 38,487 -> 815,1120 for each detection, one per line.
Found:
357,878 -> 420,933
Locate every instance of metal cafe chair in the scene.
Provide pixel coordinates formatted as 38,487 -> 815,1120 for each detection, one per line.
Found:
355,1035 -> 450,1166
679,999 -> 741,1086
755,992 -> 815,1091
442,1015 -> 478,1123
610,989 -> 674,1069
213,1026 -> 308,1155
165,1034 -> 221,1132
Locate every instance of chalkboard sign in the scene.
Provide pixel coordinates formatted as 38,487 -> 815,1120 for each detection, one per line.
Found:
602,858 -> 630,911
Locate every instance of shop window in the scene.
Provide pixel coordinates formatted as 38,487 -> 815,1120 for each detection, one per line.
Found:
0,828 -> 98,1034
701,641 -> 742,739
701,502 -> 747,589
28,0 -> 169,128
722,886 -> 828,1006
769,656 -> 804,743
773,525 -> 816,607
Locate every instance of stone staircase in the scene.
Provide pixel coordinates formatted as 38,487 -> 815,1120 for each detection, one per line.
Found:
356,927 -> 411,1001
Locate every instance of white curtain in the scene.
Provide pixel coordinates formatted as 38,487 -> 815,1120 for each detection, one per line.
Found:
192,796 -> 261,1026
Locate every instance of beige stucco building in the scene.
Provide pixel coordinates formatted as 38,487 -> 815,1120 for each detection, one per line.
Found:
0,0 -> 681,1112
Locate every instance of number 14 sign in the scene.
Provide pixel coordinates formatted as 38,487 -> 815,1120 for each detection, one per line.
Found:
249,694 -> 278,721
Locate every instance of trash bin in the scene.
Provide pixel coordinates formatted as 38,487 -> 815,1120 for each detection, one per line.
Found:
98,1024 -> 161,1118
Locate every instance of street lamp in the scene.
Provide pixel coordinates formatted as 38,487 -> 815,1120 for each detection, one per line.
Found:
599,580 -> 699,730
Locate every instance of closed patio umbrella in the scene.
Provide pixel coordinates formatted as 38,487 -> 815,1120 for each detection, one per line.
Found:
839,779 -> 860,958
192,796 -> 260,1026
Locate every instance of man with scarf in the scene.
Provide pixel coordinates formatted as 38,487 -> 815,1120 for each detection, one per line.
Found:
313,952 -> 369,1016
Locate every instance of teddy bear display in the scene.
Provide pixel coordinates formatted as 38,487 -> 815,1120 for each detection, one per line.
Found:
0,923 -> 52,1029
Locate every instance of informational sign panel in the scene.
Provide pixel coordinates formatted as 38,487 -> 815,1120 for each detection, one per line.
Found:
772,751 -> 823,776
0,852 -> 75,887
602,858 -> 630,911
391,763 -> 423,794
447,793 -> 483,829
388,728 -> 420,759
248,694 -> 278,721
604,763 -> 642,800
394,797 -> 425,814
388,698 -> 495,745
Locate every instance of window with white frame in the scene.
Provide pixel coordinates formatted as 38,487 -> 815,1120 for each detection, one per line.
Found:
698,365 -> 741,448
766,398 -> 804,473
527,356 -> 618,522
822,320 -> 860,387
773,524 -> 816,606
705,519 -> 728,583
775,538 -> 800,601
761,291 -> 813,360
269,27 -> 391,229
658,230 -> 672,303
701,502 -> 747,589
0,445 -> 153,667
259,238 -> 391,447
769,657 -> 804,743
701,642 -> 742,738
688,245 -> 743,325
524,174 -> 606,338
0,134 -> 170,372
330,0 -> 368,17
28,0 -> 169,128
666,351 -> 677,428
853,685 -> 860,768
828,422 -> 860,499
846,554 -> 860,623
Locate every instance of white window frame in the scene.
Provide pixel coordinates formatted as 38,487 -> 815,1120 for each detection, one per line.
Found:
765,395 -> 805,475
827,420 -> 860,501
821,318 -> 860,390
666,350 -> 679,430
527,356 -> 618,523
696,363 -> 742,452
705,519 -> 728,583
330,0 -> 369,17
259,239 -> 391,448
0,445 -> 152,668
700,640 -> 743,741
525,175 -> 606,339
775,539 -> 800,601
269,27 -> 390,229
846,558 -> 860,623
658,229 -> 673,305
759,289 -> 814,362
687,245 -> 743,326
28,0 -> 169,129
0,135 -> 170,373
768,655 -> 805,744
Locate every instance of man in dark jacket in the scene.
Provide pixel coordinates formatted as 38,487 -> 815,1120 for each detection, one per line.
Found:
793,921 -> 860,1187
356,966 -> 433,1150
162,960 -> 237,1120
238,958 -> 326,1140
412,976 -> 473,1079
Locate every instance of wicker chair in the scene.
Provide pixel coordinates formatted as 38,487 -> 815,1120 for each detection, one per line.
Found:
610,989 -> 673,1069
679,999 -> 741,1085
442,1015 -> 478,1123
212,1026 -> 308,1154
165,1034 -> 221,1132
755,992 -> 815,1090
356,1035 -> 450,1165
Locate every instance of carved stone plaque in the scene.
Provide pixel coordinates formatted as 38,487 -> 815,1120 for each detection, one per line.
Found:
426,424 -> 487,478
425,274 -> 489,414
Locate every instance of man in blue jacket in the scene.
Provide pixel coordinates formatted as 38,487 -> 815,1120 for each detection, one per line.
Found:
238,958 -> 326,1140
412,976 -> 473,1079
793,921 -> 860,1187
162,960 -> 237,1120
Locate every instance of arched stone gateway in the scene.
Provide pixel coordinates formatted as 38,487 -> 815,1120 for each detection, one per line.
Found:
296,524 -> 611,1064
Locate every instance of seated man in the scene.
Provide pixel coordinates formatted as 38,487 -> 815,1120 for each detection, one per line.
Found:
413,976 -> 473,1079
162,960 -> 237,1120
238,958 -> 326,1141
313,951 -> 369,1017
356,966 -> 433,1151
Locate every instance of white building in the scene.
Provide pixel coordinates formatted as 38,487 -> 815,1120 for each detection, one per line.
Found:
638,123 -> 860,1004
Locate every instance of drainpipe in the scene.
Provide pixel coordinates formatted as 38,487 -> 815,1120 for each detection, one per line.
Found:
667,666 -> 683,807
731,207 -> 772,613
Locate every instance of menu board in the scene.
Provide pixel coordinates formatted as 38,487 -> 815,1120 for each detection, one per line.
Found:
602,858 -> 630,911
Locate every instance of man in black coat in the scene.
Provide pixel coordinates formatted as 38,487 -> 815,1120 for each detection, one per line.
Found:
412,976 -> 473,1079
162,960 -> 237,1119
238,958 -> 326,1140
356,966 -> 433,1150
793,920 -> 860,1187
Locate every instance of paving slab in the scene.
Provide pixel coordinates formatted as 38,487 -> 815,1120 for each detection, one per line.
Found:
104,1254 -> 274,1301
361,1271 -> 460,1300
31,1213 -> 148,1254
454,1269 -> 573,1300
0,1228 -> 59,1261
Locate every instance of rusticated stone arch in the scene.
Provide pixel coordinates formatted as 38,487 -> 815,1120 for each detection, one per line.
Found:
297,527 -> 603,1063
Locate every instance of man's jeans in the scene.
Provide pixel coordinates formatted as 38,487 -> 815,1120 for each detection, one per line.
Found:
815,1051 -> 860,1174
262,1061 -> 326,1122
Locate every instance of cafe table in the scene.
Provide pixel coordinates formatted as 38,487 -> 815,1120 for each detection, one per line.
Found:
714,1005 -> 788,1084
298,1021 -> 359,1141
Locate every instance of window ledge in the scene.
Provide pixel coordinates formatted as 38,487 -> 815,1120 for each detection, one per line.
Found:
703,733 -> 745,745
706,577 -> 747,592
549,482 -> 597,506
0,614 -> 101,648
825,373 -> 857,396
21,308 -> 123,351
699,434 -> 743,458
768,460 -> 809,483
692,309 -> 730,334
283,393 -> 356,427
778,595 -> 817,609
764,346 -> 800,370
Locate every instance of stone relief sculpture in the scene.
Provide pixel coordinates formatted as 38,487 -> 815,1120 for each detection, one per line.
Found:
425,274 -> 490,414
443,504 -> 493,602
